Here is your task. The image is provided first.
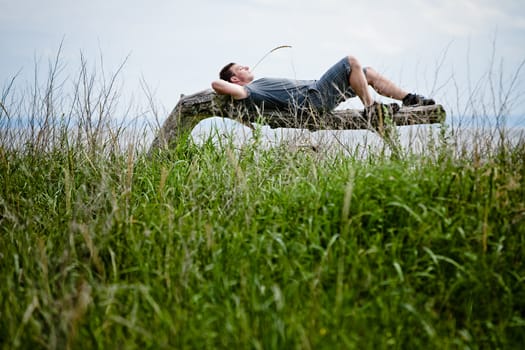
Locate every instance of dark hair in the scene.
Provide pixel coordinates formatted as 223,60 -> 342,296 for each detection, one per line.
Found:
219,62 -> 236,82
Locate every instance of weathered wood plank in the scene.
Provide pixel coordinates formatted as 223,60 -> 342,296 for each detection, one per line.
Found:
149,89 -> 446,152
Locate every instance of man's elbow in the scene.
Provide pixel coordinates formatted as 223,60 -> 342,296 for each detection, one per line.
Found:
211,81 -> 225,94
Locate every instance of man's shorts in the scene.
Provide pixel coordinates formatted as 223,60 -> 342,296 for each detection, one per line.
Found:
306,57 -> 357,111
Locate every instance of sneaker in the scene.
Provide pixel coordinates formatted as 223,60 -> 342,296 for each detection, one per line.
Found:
387,102 -> 400,114
402,93 -> 435,106
362,102 -> 399,132
363,102 -> 399,119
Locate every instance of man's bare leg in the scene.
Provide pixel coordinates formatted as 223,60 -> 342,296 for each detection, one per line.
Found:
363,67 -> 408,100
347,56 -> 374,107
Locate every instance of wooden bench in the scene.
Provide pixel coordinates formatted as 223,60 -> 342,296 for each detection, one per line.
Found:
149,89 -> 446,152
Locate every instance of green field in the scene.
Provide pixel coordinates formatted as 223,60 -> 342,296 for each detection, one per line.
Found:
1,127 -> 524,348
1,55 -> 525,348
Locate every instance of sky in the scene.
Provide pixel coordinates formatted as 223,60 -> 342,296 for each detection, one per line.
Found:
1,0 -> 525,128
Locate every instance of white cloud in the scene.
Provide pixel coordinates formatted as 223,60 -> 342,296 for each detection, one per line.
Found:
417,0 -> 523,36
1,0 -> 524,120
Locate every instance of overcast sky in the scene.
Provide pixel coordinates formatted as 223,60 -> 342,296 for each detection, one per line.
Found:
1,0 -> 525,124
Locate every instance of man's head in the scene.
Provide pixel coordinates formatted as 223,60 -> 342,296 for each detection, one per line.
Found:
219,63 -> 236,82
219,63 -> 254,85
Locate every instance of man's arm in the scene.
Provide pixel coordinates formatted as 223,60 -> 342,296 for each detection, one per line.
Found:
211,80 -> 248,100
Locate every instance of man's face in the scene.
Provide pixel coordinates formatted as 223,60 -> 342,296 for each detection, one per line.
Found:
230,64 -> 254,85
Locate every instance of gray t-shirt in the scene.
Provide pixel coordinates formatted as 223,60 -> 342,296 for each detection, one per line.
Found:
238,58 -> 355,112
242,78 -> 316,111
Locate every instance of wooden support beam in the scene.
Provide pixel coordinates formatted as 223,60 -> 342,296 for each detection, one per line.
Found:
149,89 -> 446,152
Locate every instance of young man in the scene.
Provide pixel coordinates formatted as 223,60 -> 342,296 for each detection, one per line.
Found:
211,55 -> 434,117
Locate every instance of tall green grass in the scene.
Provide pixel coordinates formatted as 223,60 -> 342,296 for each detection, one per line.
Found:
1,53 -> 524,349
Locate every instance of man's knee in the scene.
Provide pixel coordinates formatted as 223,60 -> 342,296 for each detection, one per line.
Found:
347,55 -> 362,69
363,66 -> 376,83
